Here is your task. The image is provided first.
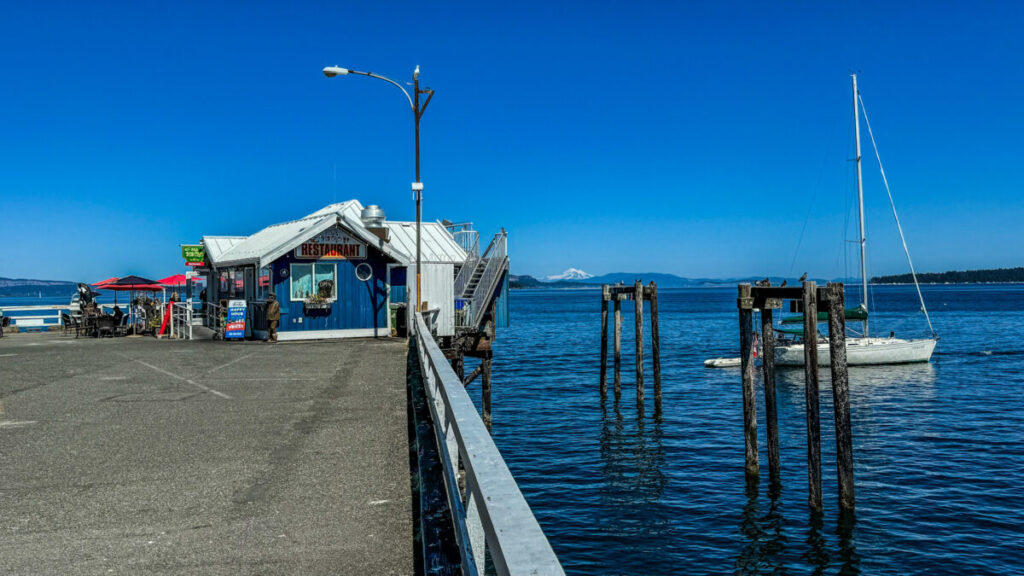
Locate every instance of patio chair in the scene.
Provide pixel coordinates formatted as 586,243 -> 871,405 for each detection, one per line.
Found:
96,315 -> 117,338
61,313 -> 83,338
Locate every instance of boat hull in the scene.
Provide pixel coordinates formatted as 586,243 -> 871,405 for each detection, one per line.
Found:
774,337 -> 936,367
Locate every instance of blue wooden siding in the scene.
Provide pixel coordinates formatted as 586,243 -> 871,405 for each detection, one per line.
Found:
272,248 -> 390,333
390,266 -> 408,306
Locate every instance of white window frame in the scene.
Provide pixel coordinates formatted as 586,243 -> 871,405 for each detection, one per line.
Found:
289,262 -> 338,302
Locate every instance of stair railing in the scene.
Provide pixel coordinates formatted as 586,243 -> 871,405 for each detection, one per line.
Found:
453,233 -> 482,299
469,231 -> 508,329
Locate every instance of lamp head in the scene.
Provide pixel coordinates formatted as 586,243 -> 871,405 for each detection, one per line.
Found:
323,66 -> 350,78
413,65 -> 420,80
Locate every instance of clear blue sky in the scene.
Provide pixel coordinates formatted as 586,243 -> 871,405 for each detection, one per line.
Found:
1,1 -> 1021,282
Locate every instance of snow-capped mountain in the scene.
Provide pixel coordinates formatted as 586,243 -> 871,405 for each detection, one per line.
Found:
546,268 -> 594,281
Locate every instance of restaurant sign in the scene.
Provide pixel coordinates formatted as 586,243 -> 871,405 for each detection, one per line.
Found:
295,227 -> 366,260
181,245 -> 206,266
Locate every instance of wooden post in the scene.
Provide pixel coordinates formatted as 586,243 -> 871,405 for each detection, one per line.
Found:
738,284 -> 758,477
614,297 -> 622,399
649,282 -> 661,405
600,286 -> 609,398
827,283 -> 855,510
760,303 -> 780,482
802,280 -> 822,511
451,352 -> 465,381
481,356 -> 492,432
634,281 -> 644,404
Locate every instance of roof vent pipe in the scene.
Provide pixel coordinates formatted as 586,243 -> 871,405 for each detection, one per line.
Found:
361,205 -> 386,228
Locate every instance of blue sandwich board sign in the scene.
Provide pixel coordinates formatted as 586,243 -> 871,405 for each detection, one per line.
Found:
226,299 -> 246,339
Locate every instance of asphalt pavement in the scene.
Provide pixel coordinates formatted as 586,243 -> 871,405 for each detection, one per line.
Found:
0,333 -> 414,575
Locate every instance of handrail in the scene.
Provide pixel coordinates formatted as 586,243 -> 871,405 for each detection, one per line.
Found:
412,312 -> 564,575
469,231 -> 508,328
453,234 -> 482,298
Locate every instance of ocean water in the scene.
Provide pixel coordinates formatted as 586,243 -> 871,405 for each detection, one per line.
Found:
489,285 -> 1024,575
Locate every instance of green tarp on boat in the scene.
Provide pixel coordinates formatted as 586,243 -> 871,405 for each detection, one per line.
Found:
780,307 -> 867,324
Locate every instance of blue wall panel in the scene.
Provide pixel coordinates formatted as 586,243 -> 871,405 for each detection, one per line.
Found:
272,247 -> 390,333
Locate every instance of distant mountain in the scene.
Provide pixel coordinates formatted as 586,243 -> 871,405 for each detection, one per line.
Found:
510,271 -> 861,289
509,274 -> 596,289
0,277 -> 77,297
546,268 -> 594,281
872,266 -> 1024,284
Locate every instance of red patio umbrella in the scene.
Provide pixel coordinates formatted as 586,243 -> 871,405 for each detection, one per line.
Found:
92,277 -> 119,288
158,274 -> 188,286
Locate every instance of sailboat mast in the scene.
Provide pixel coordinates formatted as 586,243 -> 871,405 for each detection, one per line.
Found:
852,73 -> 869,337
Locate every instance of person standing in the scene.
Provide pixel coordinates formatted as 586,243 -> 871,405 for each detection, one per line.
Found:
266,293 -> 281,343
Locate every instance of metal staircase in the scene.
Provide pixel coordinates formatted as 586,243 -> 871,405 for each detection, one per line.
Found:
453,230 -> 507,331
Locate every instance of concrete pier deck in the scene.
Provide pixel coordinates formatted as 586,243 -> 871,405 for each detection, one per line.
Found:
0,334 -> 413,575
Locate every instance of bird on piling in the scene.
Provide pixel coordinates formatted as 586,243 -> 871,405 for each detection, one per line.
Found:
755,277 -> 770,287
780,279 -> 788,287
799,272 -> 808,282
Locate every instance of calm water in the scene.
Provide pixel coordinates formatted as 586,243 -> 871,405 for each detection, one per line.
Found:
489,285 -> 1024,575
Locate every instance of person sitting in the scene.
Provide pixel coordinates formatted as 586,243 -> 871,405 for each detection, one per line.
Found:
112,305 -> 124,324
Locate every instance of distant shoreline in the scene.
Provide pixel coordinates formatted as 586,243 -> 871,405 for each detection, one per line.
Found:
510,281 -> 1024,290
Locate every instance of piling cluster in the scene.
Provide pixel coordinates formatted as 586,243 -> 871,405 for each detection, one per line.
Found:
739,281 -> 856,511
599,281 -> 661,407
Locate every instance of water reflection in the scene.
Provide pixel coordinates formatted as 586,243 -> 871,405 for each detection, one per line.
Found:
734,476 -> 790,575
836,509 -> 860,575
599,398 -> 667,504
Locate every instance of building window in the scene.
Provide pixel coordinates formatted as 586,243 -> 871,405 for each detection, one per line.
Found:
257,265 -> 271,300
219,269 -> 244,299
290,263 -> 336,301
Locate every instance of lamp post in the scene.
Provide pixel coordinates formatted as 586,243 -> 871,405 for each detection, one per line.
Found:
323,65 -> 434,313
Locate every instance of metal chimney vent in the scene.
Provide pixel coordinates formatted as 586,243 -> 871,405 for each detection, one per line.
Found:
361,205 -> 386,228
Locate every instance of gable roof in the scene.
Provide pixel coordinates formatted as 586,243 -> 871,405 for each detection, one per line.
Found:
203,200 -> 421,269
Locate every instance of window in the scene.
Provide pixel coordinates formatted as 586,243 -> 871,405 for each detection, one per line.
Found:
290,263 -> 336,301
219,269 -> 244,299
257,265 -> 271,300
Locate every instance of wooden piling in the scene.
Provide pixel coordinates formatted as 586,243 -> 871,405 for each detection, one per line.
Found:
451,352 -> 465,381
481,357 -> 492,432
738,284 -> 759,477
827,283 -> 856,510
802,280 -> 823,511
634,281 -> 644,403
600,286 -> 609,398
649,282 -> 661,404
614,298 -> 622,398
760,304 -> 780,482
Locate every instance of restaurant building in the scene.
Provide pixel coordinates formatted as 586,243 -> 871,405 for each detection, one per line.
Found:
195,200 -> 492,341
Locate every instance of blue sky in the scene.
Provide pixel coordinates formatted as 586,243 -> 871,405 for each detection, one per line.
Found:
1,1 -> 1021,281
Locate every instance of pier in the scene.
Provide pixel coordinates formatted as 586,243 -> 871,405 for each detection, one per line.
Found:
0,320 -> 562,574
0,334 -> 415,574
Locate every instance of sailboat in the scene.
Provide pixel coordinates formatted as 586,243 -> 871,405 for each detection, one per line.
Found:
773,74 -> 938,367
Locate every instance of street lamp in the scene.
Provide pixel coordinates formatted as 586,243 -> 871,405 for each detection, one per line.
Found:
322,64 -> 433,314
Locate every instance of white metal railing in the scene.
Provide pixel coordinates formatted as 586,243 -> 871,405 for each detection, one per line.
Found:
0,305 -> 64,328
412,312 -> 563,576
454,234 -> 482,299
469,231 -> 508,328
169,302 -> 193,340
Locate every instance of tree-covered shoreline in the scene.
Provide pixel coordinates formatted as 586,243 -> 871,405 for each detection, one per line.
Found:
871,267 -> 1024,284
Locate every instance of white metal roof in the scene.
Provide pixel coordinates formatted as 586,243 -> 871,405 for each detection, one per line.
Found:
203,237 -> 247,263
202,200 -> 444,268
385,221 -> 467,264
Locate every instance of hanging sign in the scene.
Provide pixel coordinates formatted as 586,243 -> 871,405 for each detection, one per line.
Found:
182,245 -> 206,266
295,227 -> 366,260
225,299 -> 247,339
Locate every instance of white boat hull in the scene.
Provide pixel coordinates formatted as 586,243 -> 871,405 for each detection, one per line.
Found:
774,337 -> 936,366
